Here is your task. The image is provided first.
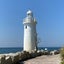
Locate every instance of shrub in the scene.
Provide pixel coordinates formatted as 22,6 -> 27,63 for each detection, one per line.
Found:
60,47 -> 64,59
61,61 -> 64,64
60,47 -> 64,64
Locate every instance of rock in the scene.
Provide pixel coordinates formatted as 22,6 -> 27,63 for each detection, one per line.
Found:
20,51 -> 30,60
29,50 -> 37,58
0,55 -> 5,64
54,50 -> 60,54
50,50 -> 60,55
37,50 -> 42,56
5,56 -> 12,64
50,51 -> 55,55
8,53 -> 19,64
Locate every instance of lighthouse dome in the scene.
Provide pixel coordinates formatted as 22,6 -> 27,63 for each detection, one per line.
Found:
27,10 -> 33,16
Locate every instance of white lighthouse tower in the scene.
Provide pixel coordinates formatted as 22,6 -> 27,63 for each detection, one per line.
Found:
23,10 -> 37,52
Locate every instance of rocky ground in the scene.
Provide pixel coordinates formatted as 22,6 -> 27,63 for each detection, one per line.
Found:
20,54 -> 61,64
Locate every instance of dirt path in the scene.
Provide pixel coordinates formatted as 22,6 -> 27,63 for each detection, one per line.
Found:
22,54 -> 61,64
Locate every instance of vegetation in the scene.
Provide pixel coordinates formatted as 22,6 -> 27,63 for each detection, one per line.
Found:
60,47 -> 64,64
61,61 -> 64,64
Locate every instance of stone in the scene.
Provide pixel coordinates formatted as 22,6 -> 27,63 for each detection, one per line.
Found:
0,55 -> 5,64
5,56 -> 12,64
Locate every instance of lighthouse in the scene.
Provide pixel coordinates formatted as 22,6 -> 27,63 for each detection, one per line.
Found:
23,10 -> 37,52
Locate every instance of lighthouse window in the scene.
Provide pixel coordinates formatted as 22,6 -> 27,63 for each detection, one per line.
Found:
25,26 -> 27,29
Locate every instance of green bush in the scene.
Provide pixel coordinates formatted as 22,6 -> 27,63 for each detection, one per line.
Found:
60,47 -> 64,64
61,61 -> 64,64
60,47 -> 64,59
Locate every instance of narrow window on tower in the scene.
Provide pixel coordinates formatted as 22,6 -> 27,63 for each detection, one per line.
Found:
25,26 -> 27,29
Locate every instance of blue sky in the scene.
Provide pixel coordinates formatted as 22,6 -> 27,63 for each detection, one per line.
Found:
0,0 -> 64,47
